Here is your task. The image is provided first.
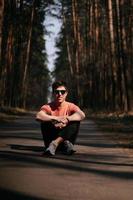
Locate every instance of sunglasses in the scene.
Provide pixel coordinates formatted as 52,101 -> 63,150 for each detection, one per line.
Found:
54,90 -> 66,95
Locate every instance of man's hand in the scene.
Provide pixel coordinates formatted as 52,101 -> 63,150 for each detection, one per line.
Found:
60,117 -> 69,124
52,116 -> 69,129
54,122 -> 65,129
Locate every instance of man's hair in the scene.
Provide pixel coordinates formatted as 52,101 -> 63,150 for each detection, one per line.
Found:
52,80 -> 68,92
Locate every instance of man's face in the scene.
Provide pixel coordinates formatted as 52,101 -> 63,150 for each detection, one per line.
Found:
53,86 -> 68,104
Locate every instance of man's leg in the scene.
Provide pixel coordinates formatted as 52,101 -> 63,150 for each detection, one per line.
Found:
41,121 -> 80,155
58,121 -> 80,144
57,121 -> 80,155
41,122 -> 64,155
41,122 -> 57,148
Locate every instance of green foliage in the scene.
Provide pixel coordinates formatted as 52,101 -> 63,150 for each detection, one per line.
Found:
53,0 -> 133,111
0,0 -> 50,109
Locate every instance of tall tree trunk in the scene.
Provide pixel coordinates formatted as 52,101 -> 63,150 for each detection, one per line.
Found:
62,10 -> 73,76
72,0 -> 79,100
115,0 -> 130,111
0,0 -> 16,107
0,0 -> 4,106
21,0 -> 35,108
5,24 -> 14,106
0,0 -> 4,63
107,0 -> 117,110
87,1 -> 93,107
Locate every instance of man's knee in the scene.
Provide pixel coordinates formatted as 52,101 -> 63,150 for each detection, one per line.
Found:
41,122 -> 54,132
68,121 -> 80,130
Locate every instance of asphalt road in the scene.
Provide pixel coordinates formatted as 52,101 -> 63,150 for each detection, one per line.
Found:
0,114 -> 133,200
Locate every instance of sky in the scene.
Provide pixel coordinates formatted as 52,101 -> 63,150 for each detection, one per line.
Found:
44,11 -> 62,72
44,6 -> 62,100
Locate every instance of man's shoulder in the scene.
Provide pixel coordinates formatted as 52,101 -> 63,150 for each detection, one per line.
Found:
65,101 -> 73,106
66,101 -> 77,106
40,102 -> 54,114
66,101 -> 79,109
41,102 -> 53,109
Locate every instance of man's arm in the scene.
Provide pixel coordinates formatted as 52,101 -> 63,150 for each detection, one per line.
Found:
36,109 -> 85,128
66,109 -> 85,122
36,110 -> 59,122
36,110 -> 69,129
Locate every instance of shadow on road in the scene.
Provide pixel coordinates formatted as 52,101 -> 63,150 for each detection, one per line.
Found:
10,144 -> 44,152
0,149 -> 133,180
0,187 -> 51,200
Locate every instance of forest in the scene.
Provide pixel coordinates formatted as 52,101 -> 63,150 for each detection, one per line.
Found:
0,0 -> 133,113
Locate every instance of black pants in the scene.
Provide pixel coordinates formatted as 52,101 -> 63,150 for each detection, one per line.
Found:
41,121 -> 80,148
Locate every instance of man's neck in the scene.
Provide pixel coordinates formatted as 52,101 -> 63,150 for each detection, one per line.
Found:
55,101 -> 66,107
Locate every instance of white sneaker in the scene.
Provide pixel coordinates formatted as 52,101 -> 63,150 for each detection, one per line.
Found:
45,141 -> 57,156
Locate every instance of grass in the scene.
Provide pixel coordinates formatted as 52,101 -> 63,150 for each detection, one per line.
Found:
88,111 -> 133,148
0,107 -> 34,123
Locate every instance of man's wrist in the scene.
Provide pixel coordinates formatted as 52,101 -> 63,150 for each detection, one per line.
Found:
66,116 -> 70,122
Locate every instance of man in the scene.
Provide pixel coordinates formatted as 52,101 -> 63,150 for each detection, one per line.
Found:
36,80 -> 85,156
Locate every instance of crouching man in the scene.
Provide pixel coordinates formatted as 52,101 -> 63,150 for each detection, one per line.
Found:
36,80 -> 85,156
